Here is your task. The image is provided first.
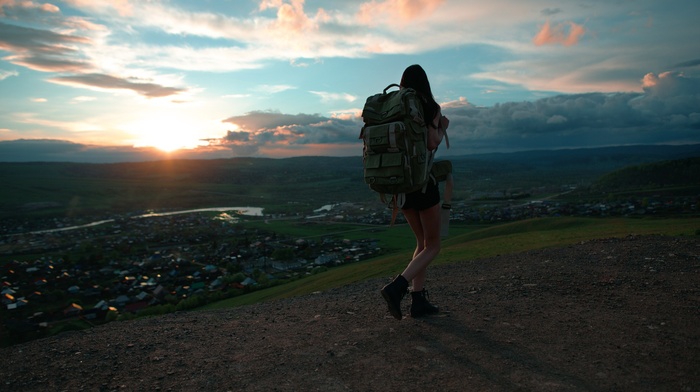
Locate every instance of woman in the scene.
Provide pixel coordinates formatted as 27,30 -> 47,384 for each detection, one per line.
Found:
381,64 -> 449,320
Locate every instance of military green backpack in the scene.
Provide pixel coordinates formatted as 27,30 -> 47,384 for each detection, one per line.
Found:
360,84 -> 434,197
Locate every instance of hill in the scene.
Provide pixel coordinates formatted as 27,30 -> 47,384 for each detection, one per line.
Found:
1,235 -> 698,391
2,144 -> 699,220
593,156 -> 700,192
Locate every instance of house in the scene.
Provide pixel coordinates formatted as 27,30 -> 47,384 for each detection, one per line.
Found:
209,278 -> 224,289
190,282 -> 206,293
27,291 -> 42,301
1,287 -> 16,296
64,303 -> 83,317
1,293 -> 14,305
115,295 -> 130,306
135,291 -> 150,301
152,285 -> 167,299
93,300 -> 108,310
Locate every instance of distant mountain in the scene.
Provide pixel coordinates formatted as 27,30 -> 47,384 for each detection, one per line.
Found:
1,145 -> 699,220
458,144 -> 700,169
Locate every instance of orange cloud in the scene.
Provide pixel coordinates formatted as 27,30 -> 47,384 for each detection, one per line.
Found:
63,0 -> 133,17
533,20 -> 585,46
0,0 -> 59,16
357,0 -> 445,25
261,0 -> 324,33
276,0 -> 310,32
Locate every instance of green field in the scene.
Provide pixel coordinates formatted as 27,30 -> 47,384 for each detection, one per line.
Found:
199,216 -> 699,310
0,158 -> 374,220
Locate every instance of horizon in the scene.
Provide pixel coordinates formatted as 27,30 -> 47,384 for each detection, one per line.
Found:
1,1 -> 700,163
1,142 -> 699,164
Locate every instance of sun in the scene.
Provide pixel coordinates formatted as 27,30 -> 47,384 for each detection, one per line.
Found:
128,115 -> 207,153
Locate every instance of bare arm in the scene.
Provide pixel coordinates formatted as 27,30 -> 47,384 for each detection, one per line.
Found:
427,109 -> 449,151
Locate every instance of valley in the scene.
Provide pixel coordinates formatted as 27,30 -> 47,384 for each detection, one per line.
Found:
1,145 -> 699,346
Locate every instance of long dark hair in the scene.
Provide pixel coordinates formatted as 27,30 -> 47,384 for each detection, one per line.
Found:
400,64 -> 440,127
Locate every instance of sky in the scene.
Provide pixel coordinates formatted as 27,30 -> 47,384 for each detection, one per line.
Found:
0,0 -> 699,163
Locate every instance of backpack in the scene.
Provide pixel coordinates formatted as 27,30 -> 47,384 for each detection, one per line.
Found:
359,84 -> 434,197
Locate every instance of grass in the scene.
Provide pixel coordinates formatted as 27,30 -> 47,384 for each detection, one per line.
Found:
241,218 -> 488,254
199,216 -> 699,311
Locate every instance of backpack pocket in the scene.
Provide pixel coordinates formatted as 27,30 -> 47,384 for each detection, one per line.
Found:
363,122 -> 405,153
364,152 -> 407,189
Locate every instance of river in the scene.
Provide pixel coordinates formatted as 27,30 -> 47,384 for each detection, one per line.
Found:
25,207 -> 265,235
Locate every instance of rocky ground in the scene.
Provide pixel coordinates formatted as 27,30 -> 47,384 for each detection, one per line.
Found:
1,235 -> 699,391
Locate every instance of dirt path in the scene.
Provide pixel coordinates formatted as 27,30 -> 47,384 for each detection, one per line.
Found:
1,235 -> 698,391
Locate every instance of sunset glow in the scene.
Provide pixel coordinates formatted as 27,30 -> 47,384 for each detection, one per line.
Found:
127,116 -> 208,153
0,0 -> 698,162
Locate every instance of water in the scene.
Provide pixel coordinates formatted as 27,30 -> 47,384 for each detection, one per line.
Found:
135,207 -> 264,218
25,207 -> 265,235
313,204 -> 337,213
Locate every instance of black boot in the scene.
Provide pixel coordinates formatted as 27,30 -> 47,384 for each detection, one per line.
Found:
410,289 -> 439,318
381,275 -> 408,320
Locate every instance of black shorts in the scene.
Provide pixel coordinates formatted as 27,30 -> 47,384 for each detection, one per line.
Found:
401,179 -> 440,211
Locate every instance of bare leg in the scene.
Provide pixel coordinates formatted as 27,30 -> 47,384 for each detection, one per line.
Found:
401,203 -> 441,291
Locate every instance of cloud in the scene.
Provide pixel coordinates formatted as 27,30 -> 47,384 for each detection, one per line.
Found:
440,72 -> 700,153
11,111 -> 107,134
357,0 -> 445,25
0,139 -> 233,163
263,0 -> 317,33
62,0 -> 134,17
636,71 -> 700,114
222,93 -> 251,99
0,12 -> 187,97
71,96 -> 96,103
533,20 -> 586,46
546,114 -> 567,125
220,110 -> 361,155
200,72 -> 700,157
216,72 -> 700,156
540,8 -> 562,17
1,19 -> 184,102
4,71 -> 699,161
48,73 -> 185,98
254,84 -> 297,95
674,59 -> 700,68
309,91 -> 357,103
2,1 -> 698,101
0,68 -> 18,80
0,139 -> 148,163
0,21 -> 93,72
0,0 -> 60,17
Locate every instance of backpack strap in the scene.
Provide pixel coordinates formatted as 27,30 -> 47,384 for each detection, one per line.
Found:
408,97 -> 424,125
442,128 -> 450,149
390,195 -> 399,226
421,150 -> 435,193
381,193 -> 405,227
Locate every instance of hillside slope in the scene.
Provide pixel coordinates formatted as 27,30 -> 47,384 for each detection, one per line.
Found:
1,235 -> 698,391
593,156 -> 700,191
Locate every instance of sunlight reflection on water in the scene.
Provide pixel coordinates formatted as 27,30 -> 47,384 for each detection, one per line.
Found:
26,207 -> 264,234
136,207 -> 264,218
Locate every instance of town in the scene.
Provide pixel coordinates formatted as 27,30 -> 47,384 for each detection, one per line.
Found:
1,191 -> 697,345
